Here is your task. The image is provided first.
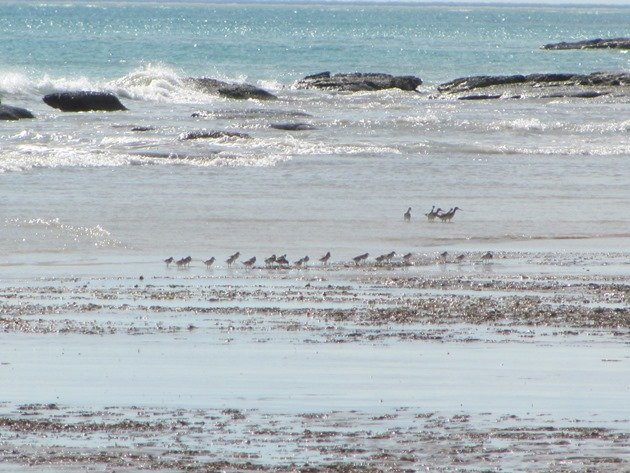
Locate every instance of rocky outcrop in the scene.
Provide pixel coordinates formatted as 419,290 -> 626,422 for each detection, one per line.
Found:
296,72 -> 422,92
458,94 -> 502,101
438,72 -> 630,94
43,91 -> 127,112
270,122 -> 316,131
180,130 -> 251,140
543,38 -> 630,50
0,104 -> 35,120
186,78 -> 277,100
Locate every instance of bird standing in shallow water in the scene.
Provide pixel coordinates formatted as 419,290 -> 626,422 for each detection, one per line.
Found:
319,252 -> 331,265
204,257 -> 215,268
481,251 -> 493,263
164,257 -> 174,267
243,256 -> 256,268
353,253 -> 369,265
456,254 -> 465,263
439,207 -> 462,222
402,252 -> 413,263
276,255 -> 289,266
404,207 -> 412,222
264,254 -> 277,267
425,206 -> 442,222
226,252 -> 240,267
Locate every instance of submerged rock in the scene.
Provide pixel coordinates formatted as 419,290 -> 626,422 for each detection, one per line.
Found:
43,91 -> 127,112
543,38 -> 630,50
0,104 -> 35,120
458,94 -> 502,100
180,130 -> 251,140
186,78 -> 277,100
438,72 -> 630,94
270,122 -> 316,131
296,72 -> 422,92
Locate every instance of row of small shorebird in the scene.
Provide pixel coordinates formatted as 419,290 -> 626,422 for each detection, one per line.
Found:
164,250 -> 494,269
405,206 -> 462,222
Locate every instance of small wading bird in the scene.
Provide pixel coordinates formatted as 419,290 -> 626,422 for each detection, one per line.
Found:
404,207 -> 412,222
319,251 -> 331,265
264,254 -> 277,267
425,206 -> 442,222
226,252 -> 240,267
353,253 -> 369,265
164,256 -> 174,268
176,256 -> 191,269
242,256 -> 256,268
439,251 -> 448,263
276,255 -> 289,266
456,254 -> 465,263
204,257 -> 216,268
402,252 -> 413,263
295,256 -> 310,267
481,251 -> 493,263
439,207 -> 462,223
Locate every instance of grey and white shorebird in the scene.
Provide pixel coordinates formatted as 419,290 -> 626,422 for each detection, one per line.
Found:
404,207 -> 412,222
204,257 -> 216,268
402,252 -> 413,263
352,253 -> 369,265
455,254 -> 465,263
295,256 -> 310,267
425,206 -> 442,222
264,254 -> 277,267
242,256 -> 256,268
276,255 -> 289,266
226,252 -> 240,267
481,251 -> 494,263
175,257 -> 187,269
439,251 -> 448,263
319,251 -> 331,265
439,207 -> 462,223
376,252 -> 395,264
164,256 -> 174,267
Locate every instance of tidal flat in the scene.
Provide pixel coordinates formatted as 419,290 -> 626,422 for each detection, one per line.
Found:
0,251 -> 628,472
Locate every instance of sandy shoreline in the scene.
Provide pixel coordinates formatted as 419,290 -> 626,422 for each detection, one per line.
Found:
1,250 -> 628,471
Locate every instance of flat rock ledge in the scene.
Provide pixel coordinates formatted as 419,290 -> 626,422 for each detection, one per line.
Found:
0,104 -> 35,120
186,78 -> 277,100
296,72 -> 422,92
438,72 -> 630,95
43,91 -> 127,112
543,38 -> 630,50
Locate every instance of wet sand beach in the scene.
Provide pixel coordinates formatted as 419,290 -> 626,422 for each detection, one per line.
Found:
1,251 -> 628,472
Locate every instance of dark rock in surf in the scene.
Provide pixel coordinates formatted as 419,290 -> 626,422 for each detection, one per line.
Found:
438,72 -> 630,94
186,78 -> 277,100
296,72 -> 423,92
543,91 -> 610,99
180,130 -> 251,140
0,104 -> 35,120
270,122 -> 316,131
543,38 -> 630,50
43,91 -> 127,112
458,94 -> 502,100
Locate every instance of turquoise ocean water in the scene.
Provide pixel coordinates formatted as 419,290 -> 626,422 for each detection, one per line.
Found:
1,1 -> 629,83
